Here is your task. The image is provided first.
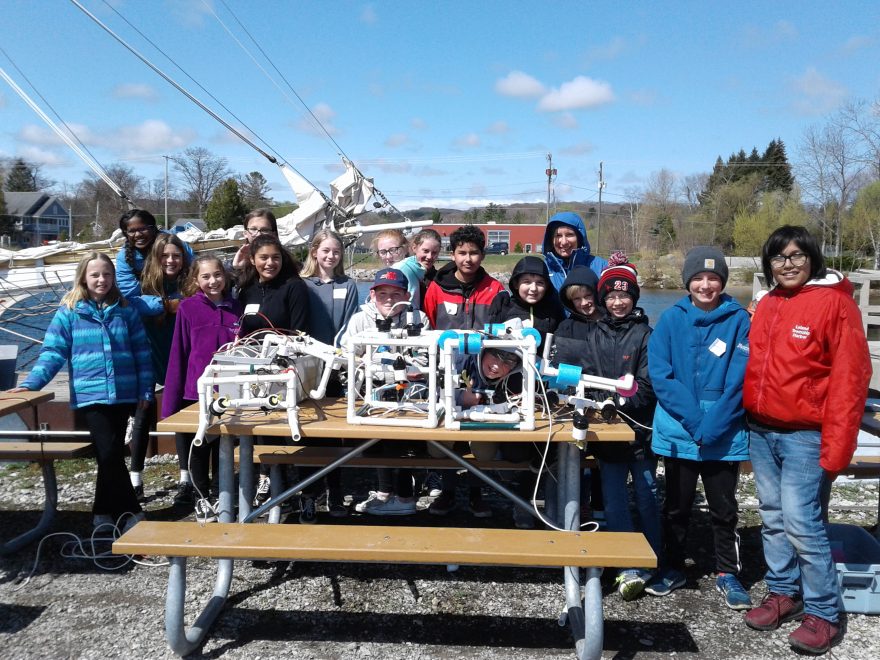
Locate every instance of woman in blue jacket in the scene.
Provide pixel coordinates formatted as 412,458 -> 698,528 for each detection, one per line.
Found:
541,211 -> 608,293
645,247 -> 752,610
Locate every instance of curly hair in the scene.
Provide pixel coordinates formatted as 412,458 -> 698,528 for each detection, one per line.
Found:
449,224 -> 485,252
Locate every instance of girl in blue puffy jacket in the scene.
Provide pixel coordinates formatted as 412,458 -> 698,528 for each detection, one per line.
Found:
645,246 -> 752,610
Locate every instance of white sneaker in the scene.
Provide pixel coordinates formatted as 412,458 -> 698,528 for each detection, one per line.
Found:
194,498 -> 218,523
361,494 -> 417,516
354,491 -> 390,514
424,472 -> 443,498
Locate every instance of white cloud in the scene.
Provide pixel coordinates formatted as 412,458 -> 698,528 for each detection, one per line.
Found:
111,119 -> 193,152
553,113 -> 578,129
170,0 -> 213,28
413,165 -> 446,177
841,35 -> 875,55
743,20 -> 799,48
559,141 -> 594,156
454,133 -> 481,148
297,102 -> 339,136
18,145 -> 67,167
112,83 -> 159,101
373,159 -> 413,174
538,76 -> 614,111
789,67 -> 848,116
775,20 -> 798,40
384,132 -> 409,147
486,120 -> 510,135
410,117 -> 427,130
361,4 -> 377,25
495,71 -> 546,98
587,36 -> 627,61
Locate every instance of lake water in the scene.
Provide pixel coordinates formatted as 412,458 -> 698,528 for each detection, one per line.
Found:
3,283 -> 753,372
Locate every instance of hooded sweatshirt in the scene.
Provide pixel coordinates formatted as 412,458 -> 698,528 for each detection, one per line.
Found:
339,300 -> 430,355
542,212 -> 608,292
423,262 -> 504,330
744,270 -> 871,472
487,256 -> 564,351
649,293 -> 750,462
303,275 -> 360,346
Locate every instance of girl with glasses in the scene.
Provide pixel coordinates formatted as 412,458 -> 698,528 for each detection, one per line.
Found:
231,208 -> 279,271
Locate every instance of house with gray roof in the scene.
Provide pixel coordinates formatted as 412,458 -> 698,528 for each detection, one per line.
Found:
3,192 -> 70,247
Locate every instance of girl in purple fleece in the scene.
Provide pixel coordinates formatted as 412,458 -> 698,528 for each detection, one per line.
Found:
162,255 -> 242,519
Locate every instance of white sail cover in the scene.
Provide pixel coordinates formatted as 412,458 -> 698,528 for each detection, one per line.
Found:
275,160 -> 375,245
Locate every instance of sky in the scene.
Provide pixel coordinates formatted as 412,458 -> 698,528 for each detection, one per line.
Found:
1,0 -> 879,214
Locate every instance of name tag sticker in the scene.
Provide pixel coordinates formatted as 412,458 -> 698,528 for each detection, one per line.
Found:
333,287 -> 347,300
709,338 -> 727,357
444,301 -> 458,315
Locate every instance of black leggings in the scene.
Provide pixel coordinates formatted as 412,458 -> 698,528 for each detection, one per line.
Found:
128,396 -> 156,472
81,403 -> 141,519
174,399 -> 219,496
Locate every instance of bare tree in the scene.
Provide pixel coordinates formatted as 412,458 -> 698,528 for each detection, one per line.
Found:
680,172 -> 708,210
76,164 -> 145,238
837,98 -> 880,179
172,147 -> 231,218
796,122 -> 866,260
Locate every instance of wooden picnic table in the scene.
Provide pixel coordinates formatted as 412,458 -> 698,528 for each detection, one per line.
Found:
135,397 -> 653,659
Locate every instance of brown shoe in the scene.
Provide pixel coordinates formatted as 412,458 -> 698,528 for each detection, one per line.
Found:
788,614 -> 841,654
744,592 -> 804,631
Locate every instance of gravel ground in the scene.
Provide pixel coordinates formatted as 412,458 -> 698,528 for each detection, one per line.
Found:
1,454 -> 878,660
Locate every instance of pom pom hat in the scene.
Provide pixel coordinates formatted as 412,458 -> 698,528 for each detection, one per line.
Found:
597,251 -> 640,304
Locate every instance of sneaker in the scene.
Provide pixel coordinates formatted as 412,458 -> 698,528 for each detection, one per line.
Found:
173,481 -> 194,506
513,506 -> 536,529
744,592 -> 804,631
355,491 -> 389,513
616,569 -> 647,601
716,573 -> 753,611
429,491 -> 456,516
92,513 -> 115,530
468,497 -> 492,519
361,494 -> 417,516
299,496 -> 317,524
133,484 -> 145,503
645,568 -> 687,597
788,614 -> 842,654
194,498 -> 218,523
120,512 -> 146,535
424,471 -> 443,498
328,502 -> 348,518
253,475 -> 270,507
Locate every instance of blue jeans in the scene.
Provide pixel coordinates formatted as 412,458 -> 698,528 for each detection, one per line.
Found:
599,458 -> 662,557
750,428 -> 839,621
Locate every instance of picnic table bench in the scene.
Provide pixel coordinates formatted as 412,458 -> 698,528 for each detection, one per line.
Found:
0,391 -> 94,555
122,398 -> 654,660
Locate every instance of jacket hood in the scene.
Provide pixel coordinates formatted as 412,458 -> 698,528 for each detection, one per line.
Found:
509,256 -> 550,292
773,268 -> 853,297
542,211 -> 591,257
601,306 -> 650,328
559,266 -> 600,316
356,300 -> 408,325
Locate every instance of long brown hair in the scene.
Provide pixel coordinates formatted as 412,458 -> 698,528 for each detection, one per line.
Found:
183,255 -> 230,297
61,252 -> 124,309
140,233 -> 191,297
237,234 -> 301,289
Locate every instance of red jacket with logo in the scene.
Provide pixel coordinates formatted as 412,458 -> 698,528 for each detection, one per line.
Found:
423,263 -> 505,330
744,272 -> 871,471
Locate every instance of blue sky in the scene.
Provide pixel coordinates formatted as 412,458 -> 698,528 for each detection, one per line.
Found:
1,1 -> 878,211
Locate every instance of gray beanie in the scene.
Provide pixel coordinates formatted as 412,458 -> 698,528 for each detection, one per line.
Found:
682,246 -> 728,289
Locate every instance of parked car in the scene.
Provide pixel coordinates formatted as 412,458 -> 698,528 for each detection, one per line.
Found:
485,241 -> 508,255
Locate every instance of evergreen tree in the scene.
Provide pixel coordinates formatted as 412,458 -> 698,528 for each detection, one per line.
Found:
0,188 -> 9,236
762,138 -> 795,193
204,178 -> 247,230
5,158 -> 38,191
239,171 -> 272,209
431,208 -> 442,224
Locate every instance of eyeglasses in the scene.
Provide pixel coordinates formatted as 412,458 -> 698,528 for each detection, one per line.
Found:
605,293 -> 632,302
376,245 -> 405,258
769,252 -> 808,268
246,227 -> 275,236
487,350 -> 520,368
126,226 -> 155,236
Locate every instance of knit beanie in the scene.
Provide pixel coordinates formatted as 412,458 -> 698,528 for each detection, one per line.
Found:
597,251 -> 640,304
681,246 -> 728,289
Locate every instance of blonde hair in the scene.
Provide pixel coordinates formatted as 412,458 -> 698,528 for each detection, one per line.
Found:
182,255 -> 230,297
62,252 -> 124,309
410,228 -> 441,249
371,229 -> 407,252
140,233 -> 190,297
300,229 -> 345,278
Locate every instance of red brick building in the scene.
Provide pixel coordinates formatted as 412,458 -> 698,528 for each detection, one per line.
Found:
434,223 -> 547,254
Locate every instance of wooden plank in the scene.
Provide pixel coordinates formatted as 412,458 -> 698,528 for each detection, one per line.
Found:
0,441 -> 92,461
0,391 -> 54,418
157,399 -> 634,443
113,521 -> 656,569
842,457 -> 880,477
235,444 -> 597,469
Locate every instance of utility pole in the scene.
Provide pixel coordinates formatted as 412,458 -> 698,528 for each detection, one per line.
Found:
596,161 -> 606,254
545,153 -> 557,223
164,156 -> 170,230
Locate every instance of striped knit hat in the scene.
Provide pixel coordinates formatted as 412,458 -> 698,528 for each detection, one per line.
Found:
597,251 -> 640,304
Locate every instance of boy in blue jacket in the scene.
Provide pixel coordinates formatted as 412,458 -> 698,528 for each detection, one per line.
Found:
645,247 -> 752,610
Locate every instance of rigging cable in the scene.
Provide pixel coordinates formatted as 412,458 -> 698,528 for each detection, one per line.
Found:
0,53 -> 132,207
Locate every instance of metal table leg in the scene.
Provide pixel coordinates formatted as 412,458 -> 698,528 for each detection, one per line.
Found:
165,555 -> 233,657
0,460 -> 58,555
